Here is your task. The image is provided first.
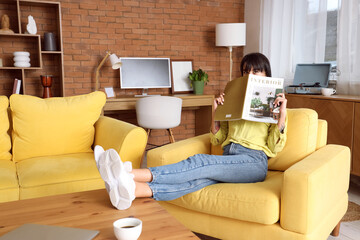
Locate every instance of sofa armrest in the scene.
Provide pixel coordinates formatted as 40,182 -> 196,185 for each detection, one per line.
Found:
147,134 -> 211,167
280,144 -> 351,234
94,116 -> 147,168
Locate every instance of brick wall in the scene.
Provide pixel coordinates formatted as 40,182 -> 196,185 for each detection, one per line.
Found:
1,0 -> 245,147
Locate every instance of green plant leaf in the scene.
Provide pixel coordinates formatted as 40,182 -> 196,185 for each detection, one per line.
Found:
188,68 -> 209,83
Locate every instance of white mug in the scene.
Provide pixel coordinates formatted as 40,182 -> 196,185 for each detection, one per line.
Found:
321,88 -> 336,96
113,218 -> 142,240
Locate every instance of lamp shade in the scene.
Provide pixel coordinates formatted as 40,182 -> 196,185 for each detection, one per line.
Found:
216,23 -> 246,47
109,53 -> 122,69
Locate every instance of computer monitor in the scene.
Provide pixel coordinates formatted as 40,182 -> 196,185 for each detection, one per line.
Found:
120,57 -> 171,96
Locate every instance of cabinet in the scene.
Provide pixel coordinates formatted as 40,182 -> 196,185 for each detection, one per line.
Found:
353,103 -> 360,174
0,0 -> 64,97
286,94 -> 360,176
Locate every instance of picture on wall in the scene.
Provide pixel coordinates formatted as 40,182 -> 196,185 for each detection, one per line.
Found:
171,60 -> 193,94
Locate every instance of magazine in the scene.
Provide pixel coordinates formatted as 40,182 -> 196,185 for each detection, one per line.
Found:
214,74 -> 284,124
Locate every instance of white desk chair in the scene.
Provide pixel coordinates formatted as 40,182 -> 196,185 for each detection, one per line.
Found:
136,96 -> 182,165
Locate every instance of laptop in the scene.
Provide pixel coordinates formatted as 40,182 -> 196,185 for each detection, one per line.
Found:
0,224 -> 99,240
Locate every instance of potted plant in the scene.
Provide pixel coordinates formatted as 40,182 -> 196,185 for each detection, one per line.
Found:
188,68 -> 209,95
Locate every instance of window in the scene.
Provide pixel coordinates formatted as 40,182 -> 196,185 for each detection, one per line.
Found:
325,0 -> 339,63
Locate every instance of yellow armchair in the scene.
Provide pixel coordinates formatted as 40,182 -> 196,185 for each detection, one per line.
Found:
147,109 -> 350,240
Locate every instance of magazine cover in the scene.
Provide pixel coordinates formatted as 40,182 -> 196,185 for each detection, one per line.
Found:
214,74 -> 284,124
242,74 -> 284,124
214,76 -> 247,121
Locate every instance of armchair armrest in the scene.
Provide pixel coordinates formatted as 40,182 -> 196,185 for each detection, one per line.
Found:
280,144 -> 351,234
94,116 -> 147,168
147,134 -> 211,167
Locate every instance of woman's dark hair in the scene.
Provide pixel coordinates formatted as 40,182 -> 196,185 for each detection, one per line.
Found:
240,52 -> 272,77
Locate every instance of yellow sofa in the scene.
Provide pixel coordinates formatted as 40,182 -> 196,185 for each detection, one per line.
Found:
0,92 -> 147,202
147,108 -> 351,240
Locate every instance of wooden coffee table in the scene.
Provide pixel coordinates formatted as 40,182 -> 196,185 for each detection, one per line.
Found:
0,189 -> 198,239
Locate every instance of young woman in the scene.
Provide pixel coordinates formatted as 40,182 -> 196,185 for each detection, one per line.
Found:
94,52 -> 288,210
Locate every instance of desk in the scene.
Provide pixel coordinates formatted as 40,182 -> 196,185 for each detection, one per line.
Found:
104,94 -> 214,136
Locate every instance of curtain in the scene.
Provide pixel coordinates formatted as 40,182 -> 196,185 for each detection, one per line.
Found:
260,0 -> 328,86
337,0 -> 360,95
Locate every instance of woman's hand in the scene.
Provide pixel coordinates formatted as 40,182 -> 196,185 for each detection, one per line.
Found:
273,93 -> 287,113
273,93 -> 287,133
214,93 -> 225,111
212,93 -> 225,134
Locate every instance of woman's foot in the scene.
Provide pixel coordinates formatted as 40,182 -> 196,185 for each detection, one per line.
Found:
94,145 -> 135,210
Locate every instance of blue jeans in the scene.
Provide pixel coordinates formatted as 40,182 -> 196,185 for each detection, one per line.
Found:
147,142 -> 268,201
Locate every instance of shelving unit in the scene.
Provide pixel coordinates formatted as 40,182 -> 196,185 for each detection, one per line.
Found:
0,0 -> 64,97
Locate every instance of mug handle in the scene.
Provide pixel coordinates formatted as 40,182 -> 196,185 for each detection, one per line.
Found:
333,89 -> 336,94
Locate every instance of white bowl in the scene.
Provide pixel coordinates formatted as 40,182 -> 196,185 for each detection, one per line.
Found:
13,56 -> 30,63
13,51 -> 30,57
14,62 -> 31,67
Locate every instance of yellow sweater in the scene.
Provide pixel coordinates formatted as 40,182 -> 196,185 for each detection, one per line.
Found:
210,117 -> 287,158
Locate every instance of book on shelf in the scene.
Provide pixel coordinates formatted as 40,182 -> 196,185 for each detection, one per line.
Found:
214,74 -> 284,124
12,78 -> 21,94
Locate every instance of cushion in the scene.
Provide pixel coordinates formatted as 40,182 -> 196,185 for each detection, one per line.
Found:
0,160 -> 19,202
0,160 -> 18,190
10,91 -> 106,162
268,108 -> 318,171
316,119 -> 327,149
167,171 -> 283,225
16,152 -> 105,199
16,152 -> 102,188
0,96 -> 11,160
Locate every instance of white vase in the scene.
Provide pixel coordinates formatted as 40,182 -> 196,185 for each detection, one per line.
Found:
13,56 -> 30,63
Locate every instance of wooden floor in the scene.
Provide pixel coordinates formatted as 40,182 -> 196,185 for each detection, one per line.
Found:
327,179 -> 360,240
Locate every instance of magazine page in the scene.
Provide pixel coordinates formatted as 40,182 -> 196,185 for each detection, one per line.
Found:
242,74 -> 284,124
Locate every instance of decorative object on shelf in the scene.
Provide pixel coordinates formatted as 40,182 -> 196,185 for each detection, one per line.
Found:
0,0 -> 64,97
0,14 -> 14,34
25,15 -> 37,34
188,68 -> 208,95
40,75 -> 53,98
95,51 -> 122,91
0,58 -> 2,67
43,32 -> 57,51
216,23 -> 246,81
13,51 -> 31,68
171,60 -> 193,94
12,78 -> 22,94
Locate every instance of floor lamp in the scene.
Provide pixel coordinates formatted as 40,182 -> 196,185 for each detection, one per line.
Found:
95,51 -> 122,91
216,23 -> 246,81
